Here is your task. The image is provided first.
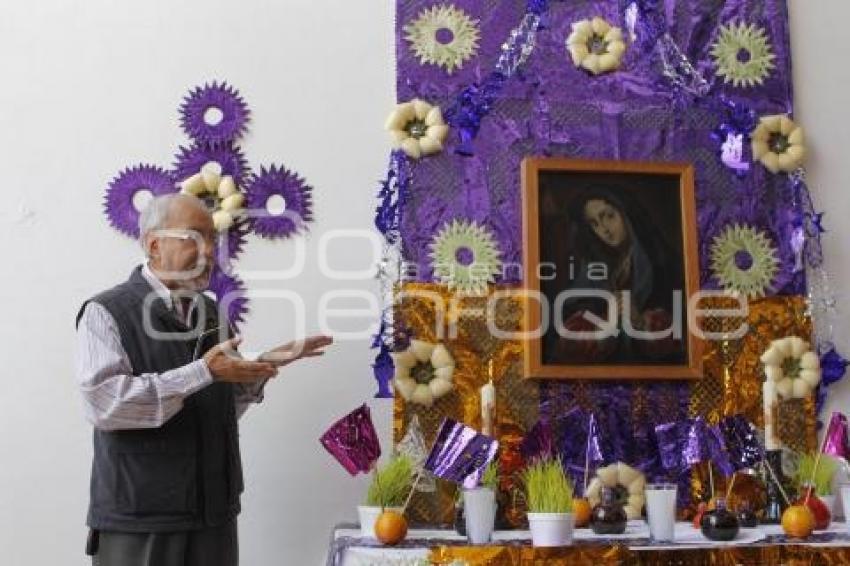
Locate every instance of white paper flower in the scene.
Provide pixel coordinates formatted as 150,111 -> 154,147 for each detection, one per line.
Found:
429,219 -> 501,295
711,21 -> 776,88
385,99 -> 450,160
761,336 -> 822,399
404,4 -> 480,74
392,339 -> 455,407
566,17 -> 627,75
752,114 -> 806,174
710,224 -> 779,298
586,462 -> 646,520
179,161 -> 245,231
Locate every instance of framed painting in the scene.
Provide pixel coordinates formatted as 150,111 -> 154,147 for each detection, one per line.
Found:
521,158 -> 703,380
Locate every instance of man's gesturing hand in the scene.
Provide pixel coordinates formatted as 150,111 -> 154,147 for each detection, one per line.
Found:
203,337 -> 277,383
258,335 -> 333,367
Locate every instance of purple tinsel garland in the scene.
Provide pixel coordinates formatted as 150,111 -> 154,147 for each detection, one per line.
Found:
371,151 -> 413,398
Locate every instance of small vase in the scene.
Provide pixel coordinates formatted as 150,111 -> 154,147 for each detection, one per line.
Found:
463,487 -> 497,544
590,486 -> 627,535
700,498 -> 739,541
795,484 -> 831,530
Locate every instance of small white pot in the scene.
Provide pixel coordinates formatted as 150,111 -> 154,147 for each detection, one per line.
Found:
357,505 -> 403,539
463,487 -> 497,544
527,512 -> 575,547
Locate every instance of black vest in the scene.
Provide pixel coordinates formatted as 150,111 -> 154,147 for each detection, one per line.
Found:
76,266 -> 243,532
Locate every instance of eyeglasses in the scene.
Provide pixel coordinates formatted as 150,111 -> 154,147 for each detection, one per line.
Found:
153,229 -> 217,246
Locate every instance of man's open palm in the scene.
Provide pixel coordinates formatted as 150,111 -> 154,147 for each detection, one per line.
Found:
258,335 -> 333,367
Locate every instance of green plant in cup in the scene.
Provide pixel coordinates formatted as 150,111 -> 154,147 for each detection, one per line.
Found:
365,455 -> 414,508
521,458 -> 574,513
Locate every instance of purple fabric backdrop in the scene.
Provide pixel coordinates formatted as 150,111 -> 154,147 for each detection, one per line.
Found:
395,0 -> 802,294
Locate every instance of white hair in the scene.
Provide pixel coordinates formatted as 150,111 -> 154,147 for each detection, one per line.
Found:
138,194 -> 207,250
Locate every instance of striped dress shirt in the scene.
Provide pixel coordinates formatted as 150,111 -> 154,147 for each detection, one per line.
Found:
76,264 -> 267,431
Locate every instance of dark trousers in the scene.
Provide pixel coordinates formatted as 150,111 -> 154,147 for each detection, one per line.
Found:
91,520 -> 238,566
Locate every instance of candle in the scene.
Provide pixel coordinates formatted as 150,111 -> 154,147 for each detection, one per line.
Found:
481,376 -> 496,437
763,380 -> 779,451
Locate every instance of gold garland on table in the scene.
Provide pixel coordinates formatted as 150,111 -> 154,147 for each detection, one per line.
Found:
429,544 -> 850,565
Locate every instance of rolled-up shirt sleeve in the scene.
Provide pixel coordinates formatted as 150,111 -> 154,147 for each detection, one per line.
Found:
76,302 -> 213,431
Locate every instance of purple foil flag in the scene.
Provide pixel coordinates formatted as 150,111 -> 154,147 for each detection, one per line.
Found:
319,404 -> 381,476
717,415 -> 764,471
822,412 -> 850,461
424,418 -> 499,489
655,420 -> 690,472
586,413 -> 605,464
556,407 -> 600,479
656,417 -> 733,477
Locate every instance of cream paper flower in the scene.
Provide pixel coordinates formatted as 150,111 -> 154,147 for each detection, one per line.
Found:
586,462 -> 646,520
710,223 -> 779,299
711,21 -> 776,88
761,336 -> 822,399
429,219 -> 501,295
752,114 -> 806,174
179,161 -> 245,231
566,16 -> 627,75
404,4 -> 480,74
385,99 -> 450,160
392,339 -> 455,407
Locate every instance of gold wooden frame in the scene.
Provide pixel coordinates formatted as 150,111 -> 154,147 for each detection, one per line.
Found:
521,157 -> 703,380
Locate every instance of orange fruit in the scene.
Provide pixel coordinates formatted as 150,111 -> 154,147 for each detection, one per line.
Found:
573,498 -> 592,528
375,510 -> 408,545
782,504 -> 815,538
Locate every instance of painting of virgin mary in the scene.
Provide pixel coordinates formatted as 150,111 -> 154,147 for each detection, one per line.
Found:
543,182 -> 687,364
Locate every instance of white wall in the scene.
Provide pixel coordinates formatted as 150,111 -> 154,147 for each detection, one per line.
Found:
0,1 -> 846,564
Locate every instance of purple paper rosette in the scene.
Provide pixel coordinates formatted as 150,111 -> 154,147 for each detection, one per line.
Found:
172,141 -> 250,187
244,164 -> 314,239
205,265 -> 249,330
104,164 -> 178,238
179,81 -> 250,146
213,218 -> 250,269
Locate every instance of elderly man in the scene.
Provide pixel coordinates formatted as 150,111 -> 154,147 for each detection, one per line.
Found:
76,194 -> 331,566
